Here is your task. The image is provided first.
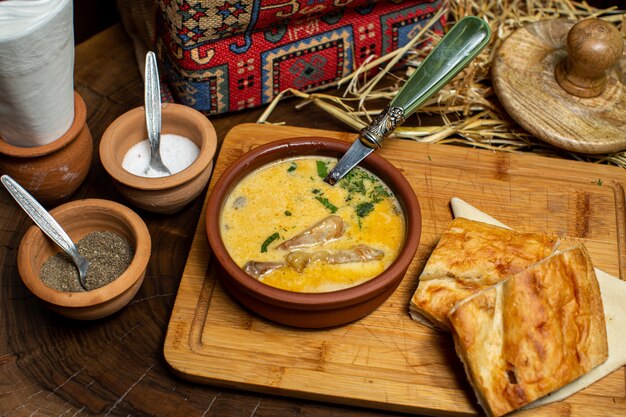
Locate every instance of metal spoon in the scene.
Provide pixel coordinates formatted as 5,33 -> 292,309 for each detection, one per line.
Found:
144,51 -> 171,176
324,16 -> 491,185
1,175 -> 90,290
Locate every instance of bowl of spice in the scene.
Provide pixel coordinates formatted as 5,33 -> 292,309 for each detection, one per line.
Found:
17,198 -> 151,320
99,103 -> 217,214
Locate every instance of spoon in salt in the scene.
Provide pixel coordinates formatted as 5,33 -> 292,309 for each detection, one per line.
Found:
144,51 -> 171,176
1,175 -> 90,291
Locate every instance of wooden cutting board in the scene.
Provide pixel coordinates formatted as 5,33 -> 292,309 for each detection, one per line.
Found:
164,123 -> 626,417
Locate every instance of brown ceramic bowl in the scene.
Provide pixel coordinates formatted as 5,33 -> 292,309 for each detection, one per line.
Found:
206,138 -> 421,328
100,103 -> 217,214
0,91 -> 92,206
17,199 -> 151,320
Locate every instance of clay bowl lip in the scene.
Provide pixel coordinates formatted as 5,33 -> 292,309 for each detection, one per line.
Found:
99,103 -> 217,191
206,137 -> 421,310
17,198 -> 151,308
0,91 -> 86,157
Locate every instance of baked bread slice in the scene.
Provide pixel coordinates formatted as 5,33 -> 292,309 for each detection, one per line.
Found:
410,217 -> 557,330
448,245 -> 608,417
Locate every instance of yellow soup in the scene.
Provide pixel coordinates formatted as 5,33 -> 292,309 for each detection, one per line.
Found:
220,156 -> 405,292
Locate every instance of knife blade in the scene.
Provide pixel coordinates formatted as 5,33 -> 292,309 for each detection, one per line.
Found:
324,16 -> 491,185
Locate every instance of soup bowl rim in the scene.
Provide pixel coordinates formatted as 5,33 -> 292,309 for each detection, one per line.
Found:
206,137 -> 421,311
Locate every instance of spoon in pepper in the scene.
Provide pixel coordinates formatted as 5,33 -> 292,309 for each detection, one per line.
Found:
144,51 -> 171,176
1,175 -> 90,290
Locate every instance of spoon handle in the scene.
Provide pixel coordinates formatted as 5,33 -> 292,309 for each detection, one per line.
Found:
360,16 -> 491,149
145,51 -> 169,174
1,175 -> 87,275
391,16 -> 491,115
324,17 -> 491,185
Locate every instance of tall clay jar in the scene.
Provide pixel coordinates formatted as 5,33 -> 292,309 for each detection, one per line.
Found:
0,91 -> 93,206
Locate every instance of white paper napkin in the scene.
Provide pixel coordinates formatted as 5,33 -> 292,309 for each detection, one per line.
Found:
0,0 -> 75,147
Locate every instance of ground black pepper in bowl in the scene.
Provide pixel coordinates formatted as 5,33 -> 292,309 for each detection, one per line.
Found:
39,231 -> 134,292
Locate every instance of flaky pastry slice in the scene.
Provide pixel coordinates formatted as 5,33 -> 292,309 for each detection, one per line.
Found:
448,245 -> 608,417
410,217 -> 557,330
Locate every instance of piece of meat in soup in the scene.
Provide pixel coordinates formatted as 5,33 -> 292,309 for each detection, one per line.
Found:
285,245 -> 384,272
278,215 -> 345,250
243,261 -> 283,279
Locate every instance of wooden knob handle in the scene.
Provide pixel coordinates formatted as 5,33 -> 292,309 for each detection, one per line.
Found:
555,18 -> 623,98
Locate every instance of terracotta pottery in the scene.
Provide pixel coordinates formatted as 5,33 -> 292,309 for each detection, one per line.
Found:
17,199 -> 151,320
205,138 -> 422,328
99,103 -> 217,214
0,91 -> 93,205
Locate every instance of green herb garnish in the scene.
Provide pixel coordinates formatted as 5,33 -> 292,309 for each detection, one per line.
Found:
287,162 -> 297,172
315,196 -> 338,213
261,232 -> 280,253
370,184 -> 390,203
356,201 -> 375,217
339,169 -> 368,195
316,160 -> 328,178
336,166 -> 391,220
284,210 -> 292,216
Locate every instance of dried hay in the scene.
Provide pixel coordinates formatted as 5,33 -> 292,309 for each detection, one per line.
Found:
258,1 -> 626,167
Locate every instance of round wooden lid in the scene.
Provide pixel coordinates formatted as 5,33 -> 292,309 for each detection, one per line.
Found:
492,18 -> 626,154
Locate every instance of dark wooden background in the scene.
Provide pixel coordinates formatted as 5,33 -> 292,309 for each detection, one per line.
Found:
0,1 -> 622,416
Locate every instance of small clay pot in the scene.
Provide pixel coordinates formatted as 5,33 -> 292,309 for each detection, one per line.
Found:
17,199 -> 151,320
205,138 -> 422,328
0,91 -> 93,206
99,103 -> 217,214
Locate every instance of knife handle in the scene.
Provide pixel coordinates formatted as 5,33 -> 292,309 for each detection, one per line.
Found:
359,16 -> 491,149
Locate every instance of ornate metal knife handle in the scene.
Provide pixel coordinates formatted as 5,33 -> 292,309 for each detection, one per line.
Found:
324,16 -> 491,185
358,106 -> 406,149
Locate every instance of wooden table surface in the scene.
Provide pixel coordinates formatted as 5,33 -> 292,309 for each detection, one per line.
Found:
0,24 -> 433,417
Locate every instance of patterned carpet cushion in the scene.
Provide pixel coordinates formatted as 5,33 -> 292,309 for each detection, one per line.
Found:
155,0 -> 445,115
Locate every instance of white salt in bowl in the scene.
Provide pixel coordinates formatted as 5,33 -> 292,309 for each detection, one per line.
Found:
100,103 -> 217,214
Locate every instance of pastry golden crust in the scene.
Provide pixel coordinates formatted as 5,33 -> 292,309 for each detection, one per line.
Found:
448,245 -> 608,417
410,218 -> 557,330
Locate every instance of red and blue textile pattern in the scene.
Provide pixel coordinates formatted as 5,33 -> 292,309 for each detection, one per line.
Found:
156,0 -> 445,115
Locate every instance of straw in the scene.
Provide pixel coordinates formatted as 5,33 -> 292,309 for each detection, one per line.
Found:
258,1 -> 626,167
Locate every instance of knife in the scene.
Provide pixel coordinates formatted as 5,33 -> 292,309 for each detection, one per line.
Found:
324,16 -> 491,185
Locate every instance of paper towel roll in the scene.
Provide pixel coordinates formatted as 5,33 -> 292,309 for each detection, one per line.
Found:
0,0 -> 75,147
